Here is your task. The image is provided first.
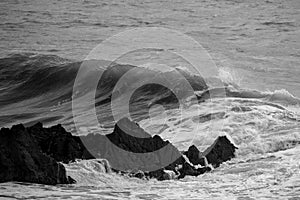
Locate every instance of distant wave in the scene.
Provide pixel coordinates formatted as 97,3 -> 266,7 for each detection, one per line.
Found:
0,53 -> 79,106
0,53 -> 208,127
0,53 -> 207,105
0,53 -> 299,130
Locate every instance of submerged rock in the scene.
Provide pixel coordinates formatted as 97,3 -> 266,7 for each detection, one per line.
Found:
0,124 -> 74,185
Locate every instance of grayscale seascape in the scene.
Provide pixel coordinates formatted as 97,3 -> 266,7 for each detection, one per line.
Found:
0,0 -> 299,199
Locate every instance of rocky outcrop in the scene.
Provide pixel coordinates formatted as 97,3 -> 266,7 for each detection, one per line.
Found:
184,136 -> 237,168
203,136 -> 237,167
0,118 -> 237,184
81,118 -> 237,180
184,145 -> 206,166
27,122 -> 94,163
0,124 -> 75,185
80,118 -> 186,177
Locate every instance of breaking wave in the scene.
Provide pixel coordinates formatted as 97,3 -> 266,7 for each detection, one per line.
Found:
0,53 -> 299,158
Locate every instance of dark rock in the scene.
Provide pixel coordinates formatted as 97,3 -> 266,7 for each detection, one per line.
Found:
203,136 -> 237,168
0,117 -> 237,184
107,118 -> 169,153
0,124 -> 73,185
184,136 -> 237,168
81,118 -> 236,180
184,145 -> 206,166
27,122 -> 94,163
81,118 -> 183,176
177,162 -> 211,179
67,176 -> 76,184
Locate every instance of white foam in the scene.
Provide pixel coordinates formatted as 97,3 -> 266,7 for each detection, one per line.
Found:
140,97 -> 300,156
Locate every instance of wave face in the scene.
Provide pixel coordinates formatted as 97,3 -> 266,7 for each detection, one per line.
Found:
1,0 -> 300,198
0,53 -> 299,199
0,53 -> 299,158
0,53 -> 78,104
0,53 -> 299,139
0,53 -> 208,129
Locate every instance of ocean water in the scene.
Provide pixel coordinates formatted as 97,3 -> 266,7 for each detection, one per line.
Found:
0,0 -> 299,199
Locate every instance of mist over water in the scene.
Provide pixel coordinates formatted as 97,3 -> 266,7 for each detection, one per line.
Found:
0,0 -> 299,199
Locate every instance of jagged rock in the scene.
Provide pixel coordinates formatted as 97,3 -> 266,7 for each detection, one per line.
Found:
27,122 -> 94,163
81,118 -> 235,180
80,118 -> 183,176
184,136 -> 237,168
107,118 -> 170,153
0,124 -> 73,185
203,136 -> 237,167
0,118 -> 237,183
184,145 -> 206,166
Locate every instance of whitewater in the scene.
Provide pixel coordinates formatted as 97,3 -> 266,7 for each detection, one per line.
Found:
0,0 -> 299,199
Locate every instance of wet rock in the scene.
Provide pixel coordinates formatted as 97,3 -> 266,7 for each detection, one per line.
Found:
107,118 -> 170,153
177,162 -> 211,179
184,145 -> 206,166
82,118 -> 236,180
0,124 -> 73,185
184,136 -> 237,168
203,136 -> 237,168
27,122 -> 94,163
0,118 -> 237,183
81,118 -> 184,178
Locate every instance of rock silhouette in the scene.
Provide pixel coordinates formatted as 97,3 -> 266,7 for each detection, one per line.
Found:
184,136 -> 237,168
0,124 -> 75,185
27,122 -> 94,163
0,118 -> 237,184
81,117 -> 237,180
203,136 -> 237,167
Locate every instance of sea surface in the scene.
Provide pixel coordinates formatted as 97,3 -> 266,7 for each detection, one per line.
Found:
0,0 -> 300,199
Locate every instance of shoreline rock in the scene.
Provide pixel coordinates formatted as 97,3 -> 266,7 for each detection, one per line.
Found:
27,122 -> 94,163
81,118 -> 237,180
0,118 -> 237,184
184,136 -> 238,168
0,124 -> 75,185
